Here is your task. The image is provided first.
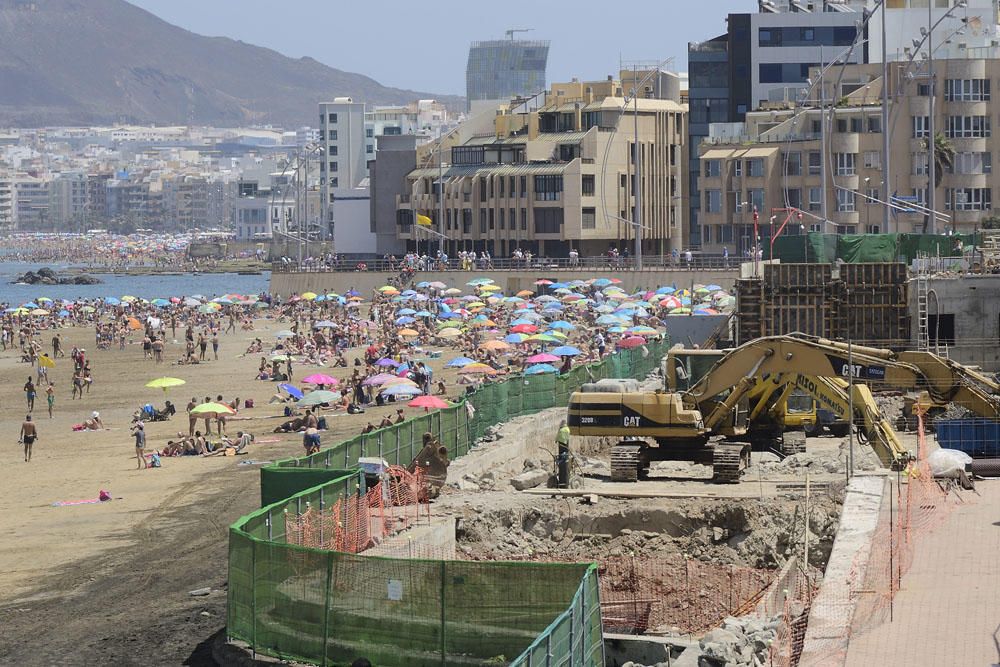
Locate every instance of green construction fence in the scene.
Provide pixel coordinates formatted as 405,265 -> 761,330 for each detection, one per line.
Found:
259,336 -> 673,505
767,231 -> 980,264
229,472 -> 604,666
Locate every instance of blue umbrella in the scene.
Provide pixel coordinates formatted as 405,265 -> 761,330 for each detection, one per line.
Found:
58,310 -> 70,317
551,345 -> 581,356
525,363 -> 557,375
104,297 -> 120,306
511,318 -> 535,326
22,301 -> 39,309
395,316 -> 416,325
439,312 -> 462,319
548,321 -> 575,330
346,289 -> 360,297
592,278 -> 613,287
655,286 -> 676,294
597,314 -> 625,325
416,281 -> 431,288
278,383 -> 303,399
447,357 -> 475,367
398,308 -> 417,315
415,310 -> 433,317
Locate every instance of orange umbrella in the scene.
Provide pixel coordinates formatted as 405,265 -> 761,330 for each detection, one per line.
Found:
398,328 -> 420,337
458,363 -> 498,375
127,317 -> 142,330
480,340 -> 510,351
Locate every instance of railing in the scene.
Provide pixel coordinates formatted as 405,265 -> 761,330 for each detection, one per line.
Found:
271,254 -> 740,274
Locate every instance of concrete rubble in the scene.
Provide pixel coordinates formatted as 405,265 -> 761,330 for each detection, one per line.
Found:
618,613 -> 783,667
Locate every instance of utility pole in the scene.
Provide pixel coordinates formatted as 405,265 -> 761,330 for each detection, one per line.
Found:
819,48 -> 829,225
924,2 -> 937,234
633,64 -> 643,270
881,0 -> 891,233
438,136 -> 445,261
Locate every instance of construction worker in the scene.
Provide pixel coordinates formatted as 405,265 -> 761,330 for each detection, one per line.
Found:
556,419 -> 571,488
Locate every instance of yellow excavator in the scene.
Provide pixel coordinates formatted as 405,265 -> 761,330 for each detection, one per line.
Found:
568,334 -> 1000,483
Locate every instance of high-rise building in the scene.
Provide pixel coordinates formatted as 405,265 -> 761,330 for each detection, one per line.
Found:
395,73 -> 687,258
319,98 -> 370,246
466,38 -> 549,112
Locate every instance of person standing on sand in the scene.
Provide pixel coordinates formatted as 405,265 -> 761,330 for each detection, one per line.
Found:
23,377 -> 35,412
46,383 -> 54,418
212,332 -> 219,361
132,422 -> 147,470
20,414 -> 37,462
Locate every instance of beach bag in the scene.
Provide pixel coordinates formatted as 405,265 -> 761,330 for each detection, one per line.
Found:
99,490 -> 111,501
244,398 -> 254,409
149,453 -> 161,468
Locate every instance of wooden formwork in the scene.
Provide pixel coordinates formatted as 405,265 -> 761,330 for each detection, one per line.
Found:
736,263 -> 909,348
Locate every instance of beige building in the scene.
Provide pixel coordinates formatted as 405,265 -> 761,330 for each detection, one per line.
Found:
395,75 -> 688,259
698,55 -> 1000,254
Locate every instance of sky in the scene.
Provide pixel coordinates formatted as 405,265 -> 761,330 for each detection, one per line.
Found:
128,0 -> 752,96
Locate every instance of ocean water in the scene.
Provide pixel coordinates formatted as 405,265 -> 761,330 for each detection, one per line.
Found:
0,262 -> 270,304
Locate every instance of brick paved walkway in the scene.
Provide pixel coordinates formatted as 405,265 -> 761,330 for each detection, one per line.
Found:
845,480 -> 1000,667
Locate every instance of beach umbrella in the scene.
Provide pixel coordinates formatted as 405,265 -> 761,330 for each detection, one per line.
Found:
659,296 -> 682,309
509,323 -> 538,334
395,316 -> 416,325
428,281 -> 447,289
628,326 -> 658,336
362,373 -> 396,386
414,310 -> 433,317
543,331 -> 569,340
121,295 -> 137,302
527,353 -> 560,363
126,317 -> 142,330
669,307 -> 692,315
302,373 -> 340,386
695,308 -> 719,315
525,363 -> 557,375
278,383 -> 303,399
443,288 -> 462,295
301,292 -> 318,301
81,306 -> 96,313
37,354 -> 56,369
407,395 -> 450,410
504,333 -> 528,344
30,308 -> 49,316
480,340 -> 510,351
516,290 -> 535,297
618,336 -> 646,349
22,301 -> 39,309
376,358 -> 399,367
398,328 -> 420,337
398,308 -> 417,315
467,278 -> 494,286
314,320 -> 336,328
297,390 -> 341,406
437,327 -> 463,338
104,297 -> 120,306
591,278 -> 613,287
548,321 -> 575,330
151,298 -> 170,307
275,330 -> 296,338
190,402 -> 236,417
458,363 -> 498,375
183,297 -> 201,307
535,279 -> 553,286
269,354 -> 293,362
446,357 -> 475,367
58,310 -> 70,317
381,384 -> 423,397
36,296 -> 52,303
526,333 -> 559,343
551,346 -> 582,356
382,377 -> 418,387
199,303 -> 220,313
607,326 -> 627,334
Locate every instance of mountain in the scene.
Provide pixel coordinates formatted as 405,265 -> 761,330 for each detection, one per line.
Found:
0,0 -> 462,127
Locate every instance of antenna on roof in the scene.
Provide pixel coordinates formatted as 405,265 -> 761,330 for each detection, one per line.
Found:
505,28 -> 533,40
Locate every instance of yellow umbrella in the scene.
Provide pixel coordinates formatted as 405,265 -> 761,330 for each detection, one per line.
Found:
378,285 -> 397,292
516,290 -> 534,297
398,328 -> 420,337
301,292 -> 318,301
145,377 -> 186,393
30,308 -> 49,316
121,295 -> 137,302
470,319 -> 496,328
38,354 -> 55,369
467,301 -> 486,308
478,284 -> 502,292
190,402 -> 236,416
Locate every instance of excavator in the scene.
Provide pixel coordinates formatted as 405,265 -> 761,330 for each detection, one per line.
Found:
567,334 -> 1000,483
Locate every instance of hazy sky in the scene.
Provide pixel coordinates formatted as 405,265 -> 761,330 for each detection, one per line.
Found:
129,0 -> 753,95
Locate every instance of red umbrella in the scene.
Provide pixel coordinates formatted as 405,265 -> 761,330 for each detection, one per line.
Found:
407,395 -> 450,411
510,323 -> 538,334
618,336 -> 646,349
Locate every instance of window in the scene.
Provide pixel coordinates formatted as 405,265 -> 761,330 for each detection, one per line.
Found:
582,207 -> 596,229
520,207 -> 527,230
329,161 -> 338,172
866,224 -> 881,234
509,177 -> 515,194
917,83 -> 931,97
462,209 -> 472,234
533,208 -> 564,233
520,176 -> 527,195
946,187 -> 992,211
703,225 -> 713,244
509,208 -> 515,231
498,176 -> 504,197
498,208 -> 505,230
328,130 -> 337,140
748,188 -> 765,212
836,118 -> 848,133
453,146 -> 485,165
733,160 -> 743,177
784,152 -> 802,176
488,208 -> 494,230
835,153 -> 856,176
811,120 -> 822,135
533,175 -> 563,201
951,151 -> 992,174
365,128 -> 374,138
864,151 -> 881,170
330,177 -> 338,188
328,145 -> 338,156
720,225 -> 734,243
866,187 -> 880,205
836,189 -> 855,212
704,160 -> 722,178
479,178 -> 487,199
396,209 -> 413,228
328,113 -> 338,124
912,116 -> 930,138
912,188 -> 927,205
928,314 -> 956,347
945,115 -> 991,138
479,210 -> 486,233
809,187 -> 822,211
786,188 -> 802,209
868,116 -> 882,133
944,78 -> 991,102
747,158 -> 765,177
582,174 -> 595,196
705,189 -> 722,213
913,152 -> 929,175
366,145 -> 373,154
808,151 -> 821,175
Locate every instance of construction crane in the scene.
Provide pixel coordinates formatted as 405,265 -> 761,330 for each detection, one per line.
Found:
505,28 -> 533,40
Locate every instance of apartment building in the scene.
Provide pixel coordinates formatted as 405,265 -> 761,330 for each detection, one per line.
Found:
698,55 -> 1000,253
0,171 -> 14,228
394,75 -> 688,258
466,39 -> 549,112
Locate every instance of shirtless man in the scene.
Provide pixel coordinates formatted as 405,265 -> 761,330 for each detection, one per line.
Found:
19,415 -> 37,462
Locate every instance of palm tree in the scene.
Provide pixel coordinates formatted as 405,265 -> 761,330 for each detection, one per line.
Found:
922,132 -> 955,232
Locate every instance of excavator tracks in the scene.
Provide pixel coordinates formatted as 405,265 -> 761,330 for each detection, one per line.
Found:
712,443 -> 750,483
610,441 -> 649,482
781,431 -> 807,456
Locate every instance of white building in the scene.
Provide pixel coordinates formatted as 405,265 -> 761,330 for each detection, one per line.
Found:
0,171 -> 14,229
319,98 -> 374,253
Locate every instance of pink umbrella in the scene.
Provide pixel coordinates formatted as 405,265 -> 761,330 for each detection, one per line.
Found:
407,395 -> 450,411
362,373 -> 397,386
526,353 -> 560,363
618,336 -> 646,349
302,373 -> 339,386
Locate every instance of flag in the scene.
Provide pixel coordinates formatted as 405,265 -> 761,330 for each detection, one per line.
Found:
416,214 -> 432,226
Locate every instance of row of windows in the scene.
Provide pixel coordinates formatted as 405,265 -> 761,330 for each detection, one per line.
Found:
945,187 -> 992,211
913,115 -> 993,138
758,26 -> 857,48
943,79 -> 991,102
